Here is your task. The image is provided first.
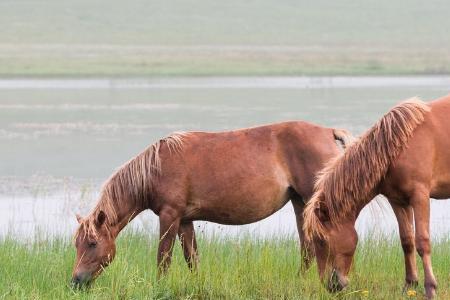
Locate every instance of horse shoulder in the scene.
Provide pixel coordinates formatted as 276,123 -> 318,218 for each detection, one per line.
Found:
381,117 -> 435,201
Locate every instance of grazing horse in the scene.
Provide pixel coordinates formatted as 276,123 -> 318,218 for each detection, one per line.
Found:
304,96 -> 450,299
71,121 -> 352,287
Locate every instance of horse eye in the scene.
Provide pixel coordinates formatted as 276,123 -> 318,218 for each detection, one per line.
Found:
88,241 -> 97,248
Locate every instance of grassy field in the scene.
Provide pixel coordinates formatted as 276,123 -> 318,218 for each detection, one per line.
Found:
1,231 -> 449,299
1,0 -> 450,76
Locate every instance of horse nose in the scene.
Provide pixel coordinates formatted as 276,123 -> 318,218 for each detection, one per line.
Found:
327,268 -> 348,292
71,275 -> 82,288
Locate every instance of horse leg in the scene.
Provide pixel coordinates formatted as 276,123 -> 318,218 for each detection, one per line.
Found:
411,190 -> 437,298
178,221 -> 199,270
390,203 -> 418,289
292,199 -> 313,272
157,206 -> 181,276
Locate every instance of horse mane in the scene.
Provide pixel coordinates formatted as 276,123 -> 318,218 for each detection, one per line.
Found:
304,98 -> 430,240
76,132 -> 188,239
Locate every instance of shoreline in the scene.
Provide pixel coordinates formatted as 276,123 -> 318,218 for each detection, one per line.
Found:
0,75 -> 450,90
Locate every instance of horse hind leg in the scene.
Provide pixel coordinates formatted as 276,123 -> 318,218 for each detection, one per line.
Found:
390,203 -> 419,290
291,194 -> 314,272
178,221 -> 199,270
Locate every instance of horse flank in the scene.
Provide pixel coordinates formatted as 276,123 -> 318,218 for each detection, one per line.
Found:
76,132 -> 188,239
304,98 -> 430,240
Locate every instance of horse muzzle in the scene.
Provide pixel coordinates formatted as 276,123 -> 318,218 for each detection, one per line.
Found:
71,272 -> 93,289
327,268 -> 348,292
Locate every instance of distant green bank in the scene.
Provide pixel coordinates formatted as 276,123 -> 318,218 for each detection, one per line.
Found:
1,0 -> 450,77
2,45 -> 450,77
1,232 -> 449,299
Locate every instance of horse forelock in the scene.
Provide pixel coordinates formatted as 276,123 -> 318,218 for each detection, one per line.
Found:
304,97 -> 430,240
75,132 -> 189,239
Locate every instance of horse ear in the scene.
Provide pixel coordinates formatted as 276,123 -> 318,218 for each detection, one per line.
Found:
76,214 -> 83,224
95,210 -> 106,227
315,203 -> 330,222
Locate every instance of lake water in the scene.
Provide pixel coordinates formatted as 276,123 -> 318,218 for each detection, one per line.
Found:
1,76 -> 449,239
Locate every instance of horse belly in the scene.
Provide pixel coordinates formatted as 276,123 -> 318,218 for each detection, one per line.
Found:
192,192 -> 290,225
185,173 -> 291,225
430,174 -> 450,199
430,127 -> 450,199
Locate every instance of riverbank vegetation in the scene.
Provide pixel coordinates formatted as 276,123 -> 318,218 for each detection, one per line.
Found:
1,231 -> 449,299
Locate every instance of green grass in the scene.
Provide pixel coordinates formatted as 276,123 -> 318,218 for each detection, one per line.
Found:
1,231 -> 449,299
1,0 -> 450,76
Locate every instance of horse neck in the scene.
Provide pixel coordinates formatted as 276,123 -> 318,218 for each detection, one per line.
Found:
330,187 -> 379,230
114,203 -> 145,236
353,189 -> 379,220
98,194 -> 147,238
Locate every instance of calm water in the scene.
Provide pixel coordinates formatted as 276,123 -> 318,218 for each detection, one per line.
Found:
1,77 -> 449,239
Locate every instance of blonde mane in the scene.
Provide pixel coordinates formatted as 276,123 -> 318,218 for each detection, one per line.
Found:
304,98 -> 430,240
76,132 -> 188,238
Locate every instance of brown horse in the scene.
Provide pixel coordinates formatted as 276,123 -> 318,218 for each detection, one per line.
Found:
71,121 -> 352,287
304,96 -> 450,298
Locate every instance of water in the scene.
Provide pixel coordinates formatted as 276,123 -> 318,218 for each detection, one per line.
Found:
1,77 -> 449,239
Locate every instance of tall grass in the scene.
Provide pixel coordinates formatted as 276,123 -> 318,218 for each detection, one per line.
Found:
1,231 -> 449,299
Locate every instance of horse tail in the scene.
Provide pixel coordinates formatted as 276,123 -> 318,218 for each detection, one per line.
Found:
333,128 -> 355,149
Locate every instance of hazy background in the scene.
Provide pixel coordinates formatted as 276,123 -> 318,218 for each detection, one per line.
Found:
1,1 -> 449,239
1,0 -> 450,76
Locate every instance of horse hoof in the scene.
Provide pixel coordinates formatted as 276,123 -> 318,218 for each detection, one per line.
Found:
425,289 -> 436,299
402,280 -> 418,293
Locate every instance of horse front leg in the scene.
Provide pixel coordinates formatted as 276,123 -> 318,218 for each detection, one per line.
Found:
390,202 -> 418,289
178,221 -> 199,270
292,200 -> 314,272
157,206 -> 181,277
411,190 -> 437,299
